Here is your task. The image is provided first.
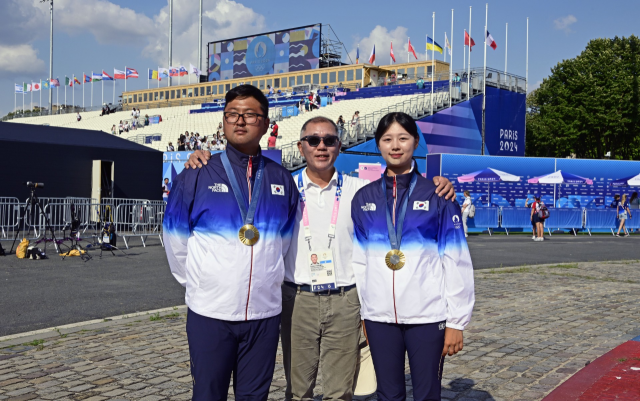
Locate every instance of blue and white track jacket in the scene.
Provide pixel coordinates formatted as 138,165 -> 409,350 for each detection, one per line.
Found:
351,171 -> 475,329
163,145 -> 298,321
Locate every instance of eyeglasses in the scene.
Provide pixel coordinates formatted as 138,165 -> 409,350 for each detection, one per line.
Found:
301,135 -> 340,147
223,112 -> 265,124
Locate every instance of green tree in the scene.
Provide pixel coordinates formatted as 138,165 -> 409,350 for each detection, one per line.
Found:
526,35 -> 640,160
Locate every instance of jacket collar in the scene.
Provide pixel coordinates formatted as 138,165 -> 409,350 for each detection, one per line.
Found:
301,168 -> 338,190
225,143 -> 262,167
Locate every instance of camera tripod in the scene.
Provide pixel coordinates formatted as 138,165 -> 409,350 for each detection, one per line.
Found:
60,203 -> 92,262
10,185 -> 60,255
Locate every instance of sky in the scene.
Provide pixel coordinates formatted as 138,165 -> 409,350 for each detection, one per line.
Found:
1,0 -> 638,118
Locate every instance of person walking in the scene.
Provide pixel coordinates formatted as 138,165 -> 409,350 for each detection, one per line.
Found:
336,115 -> 345,138
461,190 -> 472,238
351,111 -> 360,138
531,196 -> 545,241
163,85 -> 299,401
184,115 -> 458,401
351,112 -> 474,401
616,194 -> 632,237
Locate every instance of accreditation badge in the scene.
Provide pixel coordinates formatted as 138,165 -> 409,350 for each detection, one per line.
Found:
308,249 -> 337,292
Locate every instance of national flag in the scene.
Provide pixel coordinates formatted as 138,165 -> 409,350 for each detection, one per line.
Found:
408,38 -> 418,60
189,63 -> 201,76
426,36 -> 443,54
92,73 -> 102,82
368,44 -> 375,64
149,69 -> 159,80
356,46 -> 359,64
102,71 -> 114,81
486,30 -> 497,50
126,68 -> 139,78
15,84 -> 24,94
32,82 -> 41,91
24,83 -> 30,92
42,80 -> 50,90
65,77 -> 70,86
178,65 -> 188,76
445,32 -> 451,56
51,78 -> 60,87
169,67 -> 179,77
390,42 -> 396,63
74,77 -> 81,85
84,74 -> 91,83
158,68 -> 169,81
465,30 -> 476,51
114,69 -> 126,79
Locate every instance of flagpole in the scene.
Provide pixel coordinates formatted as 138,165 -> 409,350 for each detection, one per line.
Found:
102,74 -> 104,106
125,66 -> 127,93
444,33 -> 446,63
468,7 -> 472,101
22,83 -> 25,114
64,76 -> 67,109
31,85 -> 33,113
407,38 -> 409,64
56,79 -> 59,113
482,2 -> 488,155
72,76 -> 75,108
450,8 -> 454,108
526,17 -> 529,94
431,12 -> 435,116
82,73 -> 85,109
113,76 -> 116,105
158,66 -> 160,89
463,29 -> 466,87
148,68 -> 150,89
40,81 -> 42,112
505,23 -> 508,85
91,71 -> 93,109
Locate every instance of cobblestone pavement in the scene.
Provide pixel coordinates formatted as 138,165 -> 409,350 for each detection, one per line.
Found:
1,261 -> 639,401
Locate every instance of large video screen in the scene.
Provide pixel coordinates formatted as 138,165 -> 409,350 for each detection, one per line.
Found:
207,24 -> 321,82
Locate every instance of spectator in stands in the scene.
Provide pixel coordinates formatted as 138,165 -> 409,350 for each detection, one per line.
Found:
530,196 -> 544,241
303,97 -> 310,112
351,111 -> 360,136
145,114 -> 149,126
167,142 -> 175,152
76,112 -> 81,122
417,77 -> 425,89
616,194 -> 632,237
461,190 -> 472,238
390,73 -> 397,84
267,131 -> 277,150
131,108 -> 136,119
336,115 -> 345,137
268,85 -> 274,96
178,136 -> 186,151
119,121 -> 124,135
315,93 -> 321,108
111,125 -> 116,135
454,72 -> 461,82
124,121 -> 130,132
271,121 -> 278,138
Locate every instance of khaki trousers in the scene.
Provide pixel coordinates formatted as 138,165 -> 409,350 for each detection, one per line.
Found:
281,284 -> 361,401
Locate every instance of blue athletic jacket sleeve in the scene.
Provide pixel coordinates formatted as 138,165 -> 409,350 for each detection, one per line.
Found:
437,197 -> 475,330
163,168 -> 198,287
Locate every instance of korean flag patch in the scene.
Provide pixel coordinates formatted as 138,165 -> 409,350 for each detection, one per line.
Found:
413,201 -> 429,211
271,184 -> 285,196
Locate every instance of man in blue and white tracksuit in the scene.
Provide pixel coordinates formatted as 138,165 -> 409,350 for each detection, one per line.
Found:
164,85 -> 299,400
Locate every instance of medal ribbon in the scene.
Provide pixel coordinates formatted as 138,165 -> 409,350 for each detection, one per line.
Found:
381,171 -> 417,251
221,151 -> 265,226
298,171 -> 343,249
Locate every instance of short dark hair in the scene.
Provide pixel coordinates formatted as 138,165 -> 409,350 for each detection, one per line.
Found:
374,112 -> 420,146
225,84 -> 269,116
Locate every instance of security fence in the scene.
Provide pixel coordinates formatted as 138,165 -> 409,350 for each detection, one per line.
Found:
0,197 -> 165,252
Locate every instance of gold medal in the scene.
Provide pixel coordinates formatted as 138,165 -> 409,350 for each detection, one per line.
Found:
239,224 -> 260,246
385,249 -> 405,271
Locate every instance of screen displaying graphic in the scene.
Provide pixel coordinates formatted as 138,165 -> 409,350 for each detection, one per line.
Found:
207,24 -> 321,82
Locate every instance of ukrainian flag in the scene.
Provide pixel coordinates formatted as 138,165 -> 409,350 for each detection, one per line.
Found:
426,36 -> 443,54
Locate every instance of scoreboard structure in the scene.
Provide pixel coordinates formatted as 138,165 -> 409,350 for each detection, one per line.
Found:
207,24 -> 322,82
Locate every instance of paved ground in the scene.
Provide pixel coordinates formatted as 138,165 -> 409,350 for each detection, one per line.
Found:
1,235 -> 639,336
1,260 -> 639,400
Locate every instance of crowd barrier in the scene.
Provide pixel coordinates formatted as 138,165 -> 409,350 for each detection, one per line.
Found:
471,207 -> 636,236
0,197 -> 165,251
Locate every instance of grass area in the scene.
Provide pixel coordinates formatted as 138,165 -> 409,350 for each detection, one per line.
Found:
548,263 -> 579,269
22,339 -> 44,347
486,267 -> 532,274
149,312 -> 181,322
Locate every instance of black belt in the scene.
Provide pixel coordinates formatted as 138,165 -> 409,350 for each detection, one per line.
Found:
283,281 -> 356,295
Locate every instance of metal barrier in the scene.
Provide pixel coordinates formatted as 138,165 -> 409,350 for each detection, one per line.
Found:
0,197 -> 165,252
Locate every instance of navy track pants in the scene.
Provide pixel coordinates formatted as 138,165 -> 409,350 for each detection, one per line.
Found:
186,309 -> 281,401
364,320 -> 446,401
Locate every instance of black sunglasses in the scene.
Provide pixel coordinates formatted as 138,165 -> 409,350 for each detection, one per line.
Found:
301,135 -> 340,147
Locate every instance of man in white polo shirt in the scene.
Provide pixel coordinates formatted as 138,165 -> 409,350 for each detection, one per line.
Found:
185,116 -> 455,400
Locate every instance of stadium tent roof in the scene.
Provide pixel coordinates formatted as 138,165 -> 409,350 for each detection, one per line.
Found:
0,122 -> 160,153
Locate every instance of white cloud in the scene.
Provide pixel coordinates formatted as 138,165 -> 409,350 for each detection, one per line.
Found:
0,44 -> 46,77
554,15 -> 577,33
143,0 -> 266,68
348,26 -> 428,66
528,80 -> 542,93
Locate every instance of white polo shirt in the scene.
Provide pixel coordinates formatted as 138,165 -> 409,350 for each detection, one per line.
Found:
284,169 -> 368,287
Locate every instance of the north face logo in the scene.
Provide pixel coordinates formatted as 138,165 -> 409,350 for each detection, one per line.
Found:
361,203 -> 377,211
209,184 -> 229,193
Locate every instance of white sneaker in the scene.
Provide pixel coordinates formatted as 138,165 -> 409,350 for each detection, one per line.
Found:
465,234 -> 468,238
532,235 -> 536,239
532,237 -> 537,241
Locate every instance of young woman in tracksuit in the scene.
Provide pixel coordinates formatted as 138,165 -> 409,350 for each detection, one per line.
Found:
351,112 -> 475,401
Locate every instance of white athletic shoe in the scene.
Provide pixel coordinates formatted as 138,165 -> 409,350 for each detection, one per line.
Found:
532,235 -> 536,239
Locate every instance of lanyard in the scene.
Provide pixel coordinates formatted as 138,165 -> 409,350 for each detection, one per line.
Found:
381,172 -> 417,251
220,151 -> 264,226
297,171 -> 343,250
